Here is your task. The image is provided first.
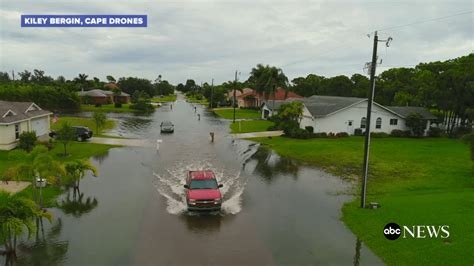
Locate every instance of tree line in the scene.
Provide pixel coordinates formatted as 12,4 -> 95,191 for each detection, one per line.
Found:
0,71 -> 174,111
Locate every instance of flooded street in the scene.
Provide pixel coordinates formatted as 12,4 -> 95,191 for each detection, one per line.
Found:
6,95 -> 382,265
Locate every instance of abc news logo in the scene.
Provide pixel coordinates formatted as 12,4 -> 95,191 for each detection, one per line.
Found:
383,223 -> 450,240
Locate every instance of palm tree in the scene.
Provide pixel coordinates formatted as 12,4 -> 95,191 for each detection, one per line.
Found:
74,73 -> 89,89
64,160 -> 98,196
0,195 -> 52,255
5,146 -> 65,209
249,64 -> 288,114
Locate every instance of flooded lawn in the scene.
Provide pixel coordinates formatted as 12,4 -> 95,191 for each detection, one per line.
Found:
3,96 -> 382,265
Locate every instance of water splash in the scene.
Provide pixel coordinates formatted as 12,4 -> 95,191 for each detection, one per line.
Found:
153,160 -> 245,215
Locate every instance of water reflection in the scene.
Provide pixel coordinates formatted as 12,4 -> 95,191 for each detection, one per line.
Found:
14,219 -> 68,266
92,149 -> 110,164
353,238 -> 362,266
179,213 -> 223,234
249,147 -> 300,182
58,192 -> 98,218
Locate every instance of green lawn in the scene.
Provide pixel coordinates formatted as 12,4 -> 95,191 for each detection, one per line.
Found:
0,142 -> 118,208
51,116 -> 116,138
230,120 -> 275,133
186,95 -> 208,105
81,104 -> 134,113
214,108 -> 261,119
151,94 -> 177,103
255,136 -> 473,265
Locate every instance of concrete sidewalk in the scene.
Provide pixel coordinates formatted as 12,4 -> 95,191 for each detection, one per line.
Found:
89,137 -> 150,147
231,130 -> 284,139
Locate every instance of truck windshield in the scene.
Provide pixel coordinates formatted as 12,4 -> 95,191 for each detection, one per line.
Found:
190,179 -> 218,189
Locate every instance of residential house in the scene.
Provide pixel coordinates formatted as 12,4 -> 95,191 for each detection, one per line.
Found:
229,87 -> 303,108
261,95 -> 436,135
78,89 -> 130,105
0,101 -> 52,150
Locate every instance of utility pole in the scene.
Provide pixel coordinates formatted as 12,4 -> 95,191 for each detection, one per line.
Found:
233,70 -> 238,123
360,31 -> 392,208
210,78 -> 214,109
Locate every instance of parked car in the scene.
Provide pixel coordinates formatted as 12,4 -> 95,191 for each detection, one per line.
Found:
49,126 -> 93,142
183,170 -> 223,211
160,121 -> 174,133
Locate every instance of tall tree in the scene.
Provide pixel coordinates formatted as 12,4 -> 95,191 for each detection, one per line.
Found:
248,64 -> 288,99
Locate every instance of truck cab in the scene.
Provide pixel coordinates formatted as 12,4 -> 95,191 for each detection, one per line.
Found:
183,170 -> 223,211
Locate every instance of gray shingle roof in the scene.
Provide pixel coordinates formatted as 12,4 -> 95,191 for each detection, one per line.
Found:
301,95 -> 366,117
0,101 -> 51,124
385,106 -> 437,120
262,96 -> 437,120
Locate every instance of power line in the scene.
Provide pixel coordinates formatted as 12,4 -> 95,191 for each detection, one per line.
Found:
375,10 -> 473,32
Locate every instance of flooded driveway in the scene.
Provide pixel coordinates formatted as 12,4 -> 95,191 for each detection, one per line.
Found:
5,95 -> 382,265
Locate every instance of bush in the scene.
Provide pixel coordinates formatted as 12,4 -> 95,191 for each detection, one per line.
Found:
305,126 -> 314,133
267,125 -> 279,131
371,132 -> 389,138
313,132 -> 327,138
328,132 -> 336,138
354,128 -> 364,136
391,129 -> 405,137
428,127 -> 443,137
287,128 -> 311,139
18,131 -> 37,152
336,132 -> 349,138
114,102 -> 122,108
95,103 -> 102,107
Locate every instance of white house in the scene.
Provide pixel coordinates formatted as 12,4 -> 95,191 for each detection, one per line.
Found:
0,101 -> 52,150
261,95 -> 436,135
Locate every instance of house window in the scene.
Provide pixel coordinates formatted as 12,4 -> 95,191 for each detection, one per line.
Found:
15,124 -> 20,139
390,119 -> 398,125
376,117 -> 382,129
348,120 -> 353,126
360,117 -> 366,128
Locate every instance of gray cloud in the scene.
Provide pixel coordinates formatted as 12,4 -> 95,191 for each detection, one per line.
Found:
0,0 -> 472,84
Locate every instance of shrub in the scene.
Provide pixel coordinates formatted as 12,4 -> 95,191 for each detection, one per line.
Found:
354,128 -> 364,136
18,131 -> 37,152
391,129 -> 404,137
406,112 -> 426,137
371,132 -> 389,138
305,126 -> 314,133
328,132 -> 336,138
336,132 -> 349,138
313,132 -> 327,138
95,103 -> 102,107
267,125 -> 279,131
288,128 -> 311,139
428,127 -> 443,137
114,102 -> 122,108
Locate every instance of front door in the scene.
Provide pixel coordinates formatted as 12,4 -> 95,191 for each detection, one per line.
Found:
347,120 -> 354,135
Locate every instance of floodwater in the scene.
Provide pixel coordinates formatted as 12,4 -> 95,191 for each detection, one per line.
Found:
3,94 -> 382,265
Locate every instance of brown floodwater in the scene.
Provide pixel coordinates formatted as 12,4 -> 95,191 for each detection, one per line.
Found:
3,95 -> 382,265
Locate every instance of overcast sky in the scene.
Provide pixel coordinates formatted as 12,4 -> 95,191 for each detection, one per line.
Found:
0,0 -> 472,84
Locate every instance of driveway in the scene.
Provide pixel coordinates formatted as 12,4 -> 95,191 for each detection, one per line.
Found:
89,137 -> 150,147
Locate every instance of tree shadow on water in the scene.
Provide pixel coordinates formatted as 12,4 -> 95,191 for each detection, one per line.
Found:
57,190 -> 98,218
249,147 -> 300,183
4,218 -> 69,266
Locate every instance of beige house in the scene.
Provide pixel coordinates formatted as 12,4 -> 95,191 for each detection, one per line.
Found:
0,101 -> 52,150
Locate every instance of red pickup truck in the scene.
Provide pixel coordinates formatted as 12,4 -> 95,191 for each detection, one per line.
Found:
184,170 -> 223,211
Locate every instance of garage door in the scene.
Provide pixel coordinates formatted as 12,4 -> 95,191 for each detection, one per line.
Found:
31,117 -> 49,137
